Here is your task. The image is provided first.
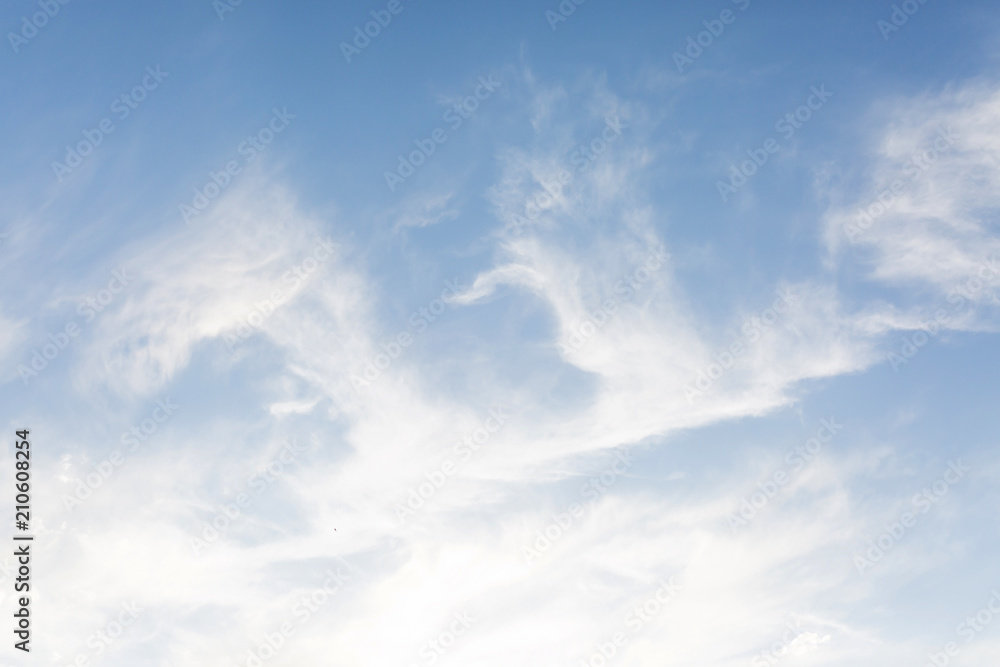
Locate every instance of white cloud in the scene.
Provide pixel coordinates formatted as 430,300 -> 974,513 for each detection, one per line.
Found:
72,176 -> 360,399
24,73 -> 1000,667
824,83 -> 1000,311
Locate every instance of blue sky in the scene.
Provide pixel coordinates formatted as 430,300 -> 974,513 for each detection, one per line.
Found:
2,1 -> 1000,666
